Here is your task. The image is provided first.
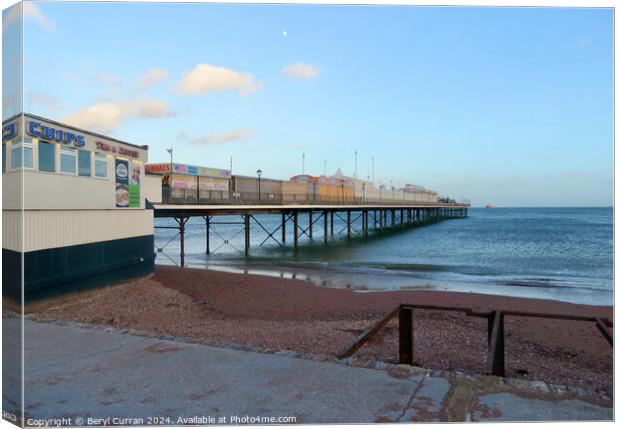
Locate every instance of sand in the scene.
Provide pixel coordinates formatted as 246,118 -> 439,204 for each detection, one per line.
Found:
33,266 -> 613,395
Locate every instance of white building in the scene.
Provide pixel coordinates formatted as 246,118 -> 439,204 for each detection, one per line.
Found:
2,113 -> 155,303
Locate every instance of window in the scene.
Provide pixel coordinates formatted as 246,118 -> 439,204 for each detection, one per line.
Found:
38,141 -> 56,173
78,150 -> 91,177
95,153 -> 107,177
11,141 -> 34,170
60,147 -> 77,174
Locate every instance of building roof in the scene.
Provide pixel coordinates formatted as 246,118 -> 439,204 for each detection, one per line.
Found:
2,112 -> 149,151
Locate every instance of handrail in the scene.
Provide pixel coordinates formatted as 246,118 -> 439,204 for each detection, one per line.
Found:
339,303 -> 613,377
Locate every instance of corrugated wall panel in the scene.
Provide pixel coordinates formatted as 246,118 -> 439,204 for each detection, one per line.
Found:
4,210 -> 154,253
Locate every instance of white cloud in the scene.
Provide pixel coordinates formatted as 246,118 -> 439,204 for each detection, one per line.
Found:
62,97 -> 175,134
283,63 -> 319,80
135,68 -> 171,89
178,129 -> 255,146
177,64 -> 261,96
133,96 -> 175,118
62,102 -> 131,134
3,3 -> 55,31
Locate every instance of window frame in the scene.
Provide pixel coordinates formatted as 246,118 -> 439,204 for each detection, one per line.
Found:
59,147 -> 78,175
10,140 -> 34,171
94,153 -> 107,178
78,150 -> 91,177
37,140 -> 57,173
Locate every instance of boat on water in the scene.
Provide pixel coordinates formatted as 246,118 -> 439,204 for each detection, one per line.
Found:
485,204 -> 494,209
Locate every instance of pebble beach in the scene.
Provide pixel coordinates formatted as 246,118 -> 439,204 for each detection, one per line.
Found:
33,266 -> 613,395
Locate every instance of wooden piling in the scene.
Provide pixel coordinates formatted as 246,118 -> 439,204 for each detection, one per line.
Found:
399,307 -> 414,365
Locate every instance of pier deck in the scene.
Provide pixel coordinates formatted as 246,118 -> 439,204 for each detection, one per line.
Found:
153,203 -> 469,265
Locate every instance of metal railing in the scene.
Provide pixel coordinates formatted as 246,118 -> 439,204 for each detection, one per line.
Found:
339,304 -> 613,377
161,188 -> 468,207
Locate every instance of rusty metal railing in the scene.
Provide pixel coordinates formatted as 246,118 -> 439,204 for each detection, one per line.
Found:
339,304 -> 613,377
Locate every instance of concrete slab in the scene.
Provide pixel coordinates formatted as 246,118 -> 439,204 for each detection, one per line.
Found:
14,319 -> 441,425
1,318 -> 613,425
473,392 -> 613,422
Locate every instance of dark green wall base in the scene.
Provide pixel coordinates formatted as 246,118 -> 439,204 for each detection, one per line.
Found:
2,235 -> 155,303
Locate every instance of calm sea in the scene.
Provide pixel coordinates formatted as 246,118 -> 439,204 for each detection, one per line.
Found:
154,207 -> 613,306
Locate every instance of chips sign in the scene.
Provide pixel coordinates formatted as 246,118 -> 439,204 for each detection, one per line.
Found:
2,123 -> 17,142
26,121 -> 86,147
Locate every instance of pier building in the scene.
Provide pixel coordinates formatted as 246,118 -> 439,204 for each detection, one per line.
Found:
2,113 -> 155,302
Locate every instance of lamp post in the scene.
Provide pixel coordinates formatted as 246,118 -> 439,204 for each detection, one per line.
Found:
256,169 -> 262,204
166,147 -> 173,197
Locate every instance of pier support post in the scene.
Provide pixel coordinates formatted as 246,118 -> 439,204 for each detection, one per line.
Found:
400,209 -> 404,225
330,212 -> 334,236
364,210 -> 369,236
309,211 -> 313,239
205,216 -> 210,255
244,215 -> 250,256
347,210 -> 352,238
281,213 -> 286,243
392,210 -> 395,226
399,307 -> 414,365
324,210 -> 328,243
293,212 -> 299,248
177,217 -> 188,267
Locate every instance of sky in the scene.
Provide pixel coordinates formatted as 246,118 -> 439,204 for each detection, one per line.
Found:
2,1 -> 614,207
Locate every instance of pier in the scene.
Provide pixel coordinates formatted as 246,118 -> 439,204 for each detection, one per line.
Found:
153,203 -> 469,266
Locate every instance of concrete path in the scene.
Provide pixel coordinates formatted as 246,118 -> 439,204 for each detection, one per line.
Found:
3,319 -> 613,425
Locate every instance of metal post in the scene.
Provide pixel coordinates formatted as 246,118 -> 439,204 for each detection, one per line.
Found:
399,307 -> 413,365
176,217 -> 188,267
293,212 -> 299,247
347,211 -> 351,238
281,213 -> 286,243
400,209 -> 403,225
324,211 -> 328,243
205,216 -> 210,255
391,209 -> 395,226
364,210 -> 369,236
330,212 -> 334,236
244,215 -> 250,256
309,211 -> 313,239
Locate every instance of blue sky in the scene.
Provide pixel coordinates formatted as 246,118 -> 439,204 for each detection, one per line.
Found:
3,1 -> 614,206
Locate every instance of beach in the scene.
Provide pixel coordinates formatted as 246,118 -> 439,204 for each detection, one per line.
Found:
33,266 -> 613,395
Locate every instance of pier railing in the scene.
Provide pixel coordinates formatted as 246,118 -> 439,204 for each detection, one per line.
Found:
339,304 -> 613,377
161,188 -> 468,207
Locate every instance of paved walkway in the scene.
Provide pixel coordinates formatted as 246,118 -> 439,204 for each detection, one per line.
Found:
4,319 -> 613,425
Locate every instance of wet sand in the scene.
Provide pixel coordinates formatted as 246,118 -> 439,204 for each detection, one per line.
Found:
34,266 -> 613,395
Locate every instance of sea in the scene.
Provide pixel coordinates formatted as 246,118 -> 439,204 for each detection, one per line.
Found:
154,207 -> 613,306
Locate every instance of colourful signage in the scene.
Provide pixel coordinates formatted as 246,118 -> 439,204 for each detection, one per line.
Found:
145,163 -> 231,179
26,120 -> 86,147
96,141 -> 139,158
115,159 -> 129,208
